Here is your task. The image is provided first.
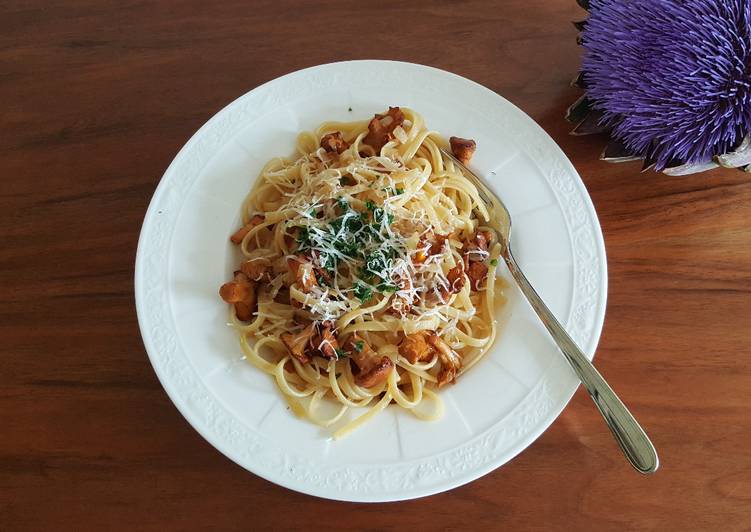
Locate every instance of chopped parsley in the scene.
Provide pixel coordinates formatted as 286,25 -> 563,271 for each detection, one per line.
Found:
354,282 -> 373,303
296,227 -> 311,248
292,196 -> 406,311
335,348 -> 349,358
361,246 -> 398,281
333,239 -> 359,258
354,340 -> 364,352
372,207 -> 393,225
297,211 -> 365,271
329,211 -> 363,236
376,281 -> 398,293
490,258 -> 499,266
319,252 -> 336,272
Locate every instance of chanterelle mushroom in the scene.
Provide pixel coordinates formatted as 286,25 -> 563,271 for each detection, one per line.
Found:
427,333 -> 462,387
281,323 -> 316,364
344,334 -> 394,387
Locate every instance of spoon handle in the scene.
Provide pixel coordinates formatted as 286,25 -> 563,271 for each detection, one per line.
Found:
502,248 -> 659,474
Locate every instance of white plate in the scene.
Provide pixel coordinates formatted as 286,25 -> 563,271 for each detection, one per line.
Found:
135,60 -> 607,502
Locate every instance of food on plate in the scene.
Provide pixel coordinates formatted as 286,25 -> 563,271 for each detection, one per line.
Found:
219,107 -> 503,438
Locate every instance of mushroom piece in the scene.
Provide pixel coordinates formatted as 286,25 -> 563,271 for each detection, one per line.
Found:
240,257 -> 272,282
430,233 -> 449,255
412,239 -> 430,265
413,233 -> 448,265
463,230 -> 492,263
287,255 -> 318,293
427,333 -> 462,387
388,275 -> 414,318
355,356 -> 394,388
230,215 -> 265,245
363,107 -> 405,151
449,136 -> 477,165
320,131 -> 350,154
344,334 -> 376,370
219,271 -> 258,321
313,321 -> 340,359
466,261 -> 489,291
398,331 -> 437,364
444,263 -> 465,296
280,323 -> 316,364
344,334 -> 394,388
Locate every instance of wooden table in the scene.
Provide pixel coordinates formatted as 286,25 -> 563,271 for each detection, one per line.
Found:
3,1 -> 750,529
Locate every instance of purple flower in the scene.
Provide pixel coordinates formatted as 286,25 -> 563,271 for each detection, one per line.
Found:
582,0 -> 751,171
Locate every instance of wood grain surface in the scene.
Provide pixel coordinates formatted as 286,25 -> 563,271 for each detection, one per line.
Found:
2,1 -> 750,530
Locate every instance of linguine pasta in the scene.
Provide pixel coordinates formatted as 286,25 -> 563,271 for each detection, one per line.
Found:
219,107 -> 504,439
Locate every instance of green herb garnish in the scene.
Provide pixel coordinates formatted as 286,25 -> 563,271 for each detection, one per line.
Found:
354,340 -> 364,352
319,252 -> 336,272
377,282 -> 398,293
354,282 -> 373,303
296,227 -> 311,249
294,196 -> 404,297
361,247 -> 396,280
368,207 -> 394,226
490,258 -> 499,266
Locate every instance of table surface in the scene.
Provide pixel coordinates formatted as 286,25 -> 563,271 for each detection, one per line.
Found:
3,1 -> 750,530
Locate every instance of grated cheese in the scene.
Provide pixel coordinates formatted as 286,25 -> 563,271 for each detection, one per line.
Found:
272,137 -> 478,328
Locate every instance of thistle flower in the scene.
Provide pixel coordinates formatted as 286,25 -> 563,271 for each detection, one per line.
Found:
568,0 -> 751,174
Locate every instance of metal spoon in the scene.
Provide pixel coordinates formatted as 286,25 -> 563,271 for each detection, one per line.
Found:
440,148 -> 659,474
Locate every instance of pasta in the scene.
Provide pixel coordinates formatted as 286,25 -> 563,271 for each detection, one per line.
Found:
219,107 -> 504,439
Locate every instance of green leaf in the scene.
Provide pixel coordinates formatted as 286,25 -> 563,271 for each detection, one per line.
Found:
333,238 -> 358,258
377,282 -> 398,293
354,340 -> 364,352
354,282 -> 373,303
296,227 -> 311,249
490,258 -> 499,266
321,253 -> 336,272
